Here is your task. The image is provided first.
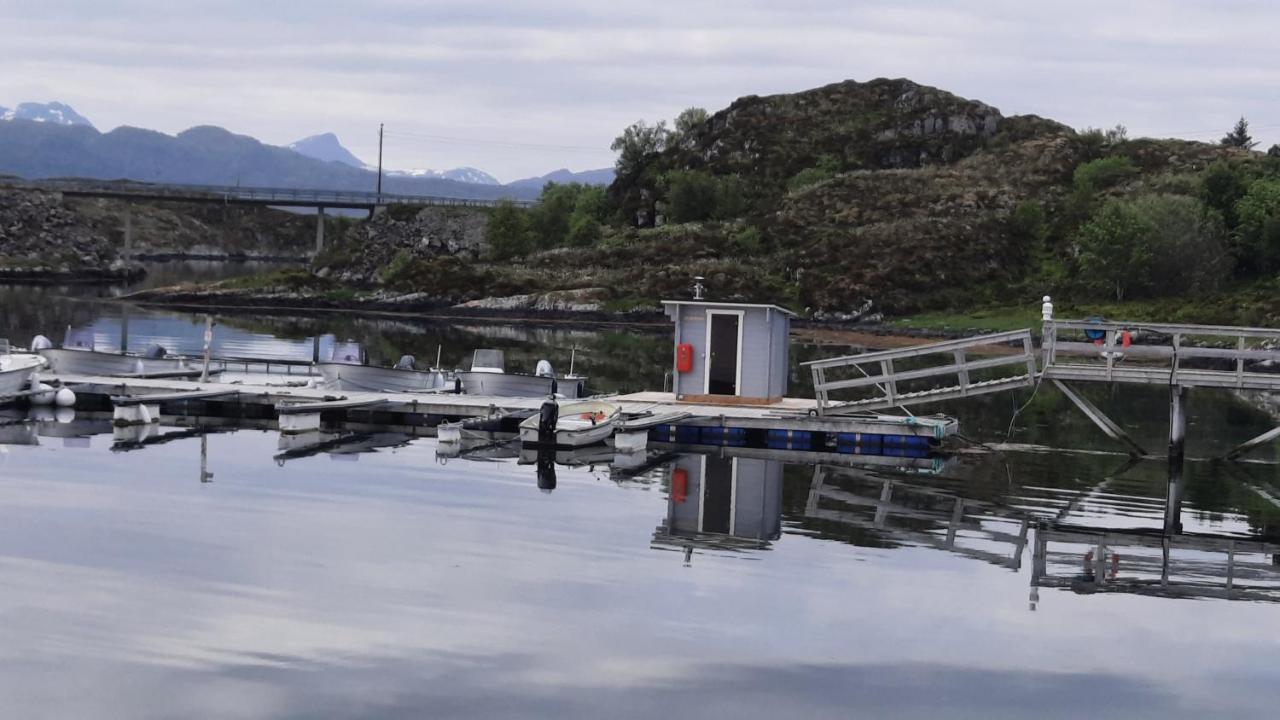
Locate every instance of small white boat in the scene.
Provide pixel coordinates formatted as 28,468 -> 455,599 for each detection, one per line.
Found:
519,399 -> 620,448
316,343 -> 451,393
0,345 -> 46,399
456,349 -> 587,398
34,329 -> 200,377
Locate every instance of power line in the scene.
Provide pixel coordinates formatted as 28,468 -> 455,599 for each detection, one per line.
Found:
381,129 -> 610,154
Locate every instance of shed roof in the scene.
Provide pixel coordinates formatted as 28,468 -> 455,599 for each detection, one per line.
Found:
661,300 -> 798,318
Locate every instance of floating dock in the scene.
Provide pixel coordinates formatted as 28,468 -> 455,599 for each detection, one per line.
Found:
49,373 -> 956,457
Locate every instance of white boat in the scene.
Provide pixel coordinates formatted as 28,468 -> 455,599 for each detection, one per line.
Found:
456,349 -> 586,398
316,343 -> 451,393
0,347 -> 46,398
34,329 -> 199,377
519,399 -> 620,448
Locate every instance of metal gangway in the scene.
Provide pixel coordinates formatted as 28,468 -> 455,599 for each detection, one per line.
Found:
804,298 -> 1280,459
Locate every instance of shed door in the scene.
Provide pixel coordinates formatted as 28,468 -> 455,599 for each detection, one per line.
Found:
706,312 -> 740,396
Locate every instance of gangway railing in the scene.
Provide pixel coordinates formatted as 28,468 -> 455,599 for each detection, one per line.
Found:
803,330 -> 1037,416
1043,319 -> 1280,390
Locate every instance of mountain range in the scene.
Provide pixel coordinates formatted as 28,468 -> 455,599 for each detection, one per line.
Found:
0,102 -> 614,199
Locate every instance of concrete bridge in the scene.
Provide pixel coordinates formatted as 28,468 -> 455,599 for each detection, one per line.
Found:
2,178 -> 529,254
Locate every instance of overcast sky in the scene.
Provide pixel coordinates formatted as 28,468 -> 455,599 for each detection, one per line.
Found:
1,0 -> 1276,182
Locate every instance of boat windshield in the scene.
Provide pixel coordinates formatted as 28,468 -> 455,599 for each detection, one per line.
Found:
64,327 -> 95,351
472,349 -> 505,372
330,341 -> 364,365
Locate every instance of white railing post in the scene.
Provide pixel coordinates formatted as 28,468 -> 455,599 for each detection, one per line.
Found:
1041,295 -> 1055,370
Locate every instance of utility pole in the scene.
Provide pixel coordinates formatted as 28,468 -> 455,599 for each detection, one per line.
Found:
376,123 -> 384,200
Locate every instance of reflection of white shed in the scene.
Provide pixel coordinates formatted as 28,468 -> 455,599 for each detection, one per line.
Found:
661,454 -> 783,544
663,300 -> 795,405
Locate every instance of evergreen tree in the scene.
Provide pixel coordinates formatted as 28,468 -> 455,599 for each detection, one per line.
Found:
1268,144 -> 1280,159
1221,116 -> 1257,149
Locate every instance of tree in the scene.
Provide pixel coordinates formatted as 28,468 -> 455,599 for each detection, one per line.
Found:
1221,116 -> 1257,149
1075,199 -> 1155,301
486,201 -> 533,259
566,185 -> 609,247
527,182 -> 583,248
664,170 -> 720,223
1199,160 -> 1248,231
1131,194 -> 1229,294
611,120 -> 671,179
1268,144 -> 1280,159
671,107 -> 710,150
1235,179 -> 1280,274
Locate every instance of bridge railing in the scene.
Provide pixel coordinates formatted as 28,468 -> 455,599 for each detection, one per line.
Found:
1043,319 -> 1280,388
1,178 -> 533,208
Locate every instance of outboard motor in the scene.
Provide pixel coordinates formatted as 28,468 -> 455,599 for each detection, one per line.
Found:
29,335 -> 53,351
536,450 -> 557,493
535,360 -> 554,378
394,354 -> 416,371
537,398 -> 559,445
144,343 -> 168,359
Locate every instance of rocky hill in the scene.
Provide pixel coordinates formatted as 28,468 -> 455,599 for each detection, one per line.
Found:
108,78 -> 1280,323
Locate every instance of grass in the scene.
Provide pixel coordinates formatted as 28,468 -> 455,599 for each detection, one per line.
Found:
890,305 -> 1042,333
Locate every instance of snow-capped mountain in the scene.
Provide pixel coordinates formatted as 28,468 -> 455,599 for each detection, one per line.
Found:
288,132 -> 365,168
0,101 -> 95,129
387,166 -> 499,185
288,131 -> 501,185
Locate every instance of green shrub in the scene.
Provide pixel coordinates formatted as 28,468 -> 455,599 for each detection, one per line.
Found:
486,200 -> 534,259
1075,195 -> 1228,301
1235,179 -> 1280,274
1073,156 -> 1139,193
1200,160 -> 1249,230
733,226 -> 764,254
567,215 -> 603,247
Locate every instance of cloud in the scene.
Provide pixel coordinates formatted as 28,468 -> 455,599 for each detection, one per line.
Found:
0,1 -> 1276,182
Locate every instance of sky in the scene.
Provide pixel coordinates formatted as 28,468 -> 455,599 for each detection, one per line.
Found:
0,0 -> 1277,183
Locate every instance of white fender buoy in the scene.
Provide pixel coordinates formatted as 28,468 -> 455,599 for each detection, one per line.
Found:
54,387 -> 76,407
31,382 -> 56,406
134,359 -> 145,375
138,403 -> 152,424
30,335 -> 53,351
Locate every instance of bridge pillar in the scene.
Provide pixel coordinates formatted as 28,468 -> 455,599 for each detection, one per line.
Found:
314,207 -> 326,255
1168,385 -> 1188,461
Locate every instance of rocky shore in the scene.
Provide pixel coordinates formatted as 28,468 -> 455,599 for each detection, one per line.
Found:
0,184 -> 319,280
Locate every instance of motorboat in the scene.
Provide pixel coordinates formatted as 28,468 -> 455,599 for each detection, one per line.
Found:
0,341 -> 46,399
316,341 -> 452,393
519,399 -> 620,448
456,349 -> 586,398
34,328 -> 204,377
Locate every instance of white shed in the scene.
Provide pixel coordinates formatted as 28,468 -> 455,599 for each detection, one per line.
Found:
663,300 -> 796,405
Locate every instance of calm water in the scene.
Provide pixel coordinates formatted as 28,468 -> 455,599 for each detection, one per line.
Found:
3,272 -> 1280,718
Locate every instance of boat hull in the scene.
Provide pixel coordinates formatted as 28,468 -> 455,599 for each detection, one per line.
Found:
519,400 -> 619,448
457,371 -> 585,398
38,348 -> 191,376
0,354 -> 46,397
317,363 -> 449,393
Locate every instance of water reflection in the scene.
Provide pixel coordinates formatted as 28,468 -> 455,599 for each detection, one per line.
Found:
4,413 -> 1280,717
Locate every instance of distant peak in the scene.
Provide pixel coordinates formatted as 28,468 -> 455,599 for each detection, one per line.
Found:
0,100 -> 94,129
288,132 -> 366,168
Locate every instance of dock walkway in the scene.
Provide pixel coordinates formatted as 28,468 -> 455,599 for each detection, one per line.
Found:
53,373 -> 957,443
